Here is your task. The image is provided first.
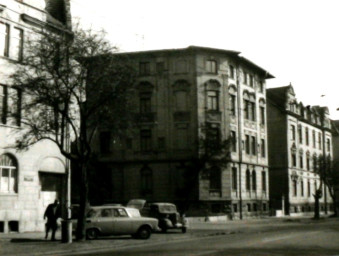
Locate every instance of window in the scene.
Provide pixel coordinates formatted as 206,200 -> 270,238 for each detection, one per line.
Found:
299,153 -> 303,169
0,85 -> 6,124
262,171 -> 266,191
327,138 -> 331,152
0,154 -> 18,193
260,106 -> 265,125
233,204 -> 238,213
312,130 -> 316,148
229,94 -> 236,116
139,62 -> 150,75
246,169 -> 250,190
175,91 -> 188,111
291,125 -> 296,140
140,166 -> 153,195
156,62 -> 164,74
232,167 -> 237,190
298,125 -> 303,144
292,152 -> 297,167
251,102 -> 256,121
261,139 -> 266,157
245,135 -> 250,154
251,136 -> 256,155
293,180 -> 297,196
252,170 -> 256,191
314,181 -> 317,193
230,131 -> 237,152
0,22 -> 9,57
244,100 -> 249,119
247,204 -> 251,212
313,156 -> 317,171
243,72 -> 248,84
318,132 -> 322,149
209,166 -> 221,191
7,87 -> 21,126
301,180 -> 304,197
99,131 -> 111,154
305,128 -> 309,146
308,180 -> 311,197
11,28 -> 23,61
229,65 -> 235,79
249,75 -> 254,87
140,129 -> 152,152
253,203 -> 257,212
139,93 -> 151,113
207,91 -> 219,110
306,155 -> 310,170
206,60 -> 217,73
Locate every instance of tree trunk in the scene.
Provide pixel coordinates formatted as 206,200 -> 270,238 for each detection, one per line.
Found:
313,190 -> 321,220
76,162 -> 89,240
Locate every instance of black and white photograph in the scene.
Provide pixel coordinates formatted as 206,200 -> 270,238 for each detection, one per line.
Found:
0,0 -> 338,255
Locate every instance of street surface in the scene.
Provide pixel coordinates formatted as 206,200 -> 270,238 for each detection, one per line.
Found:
0,217 -> 338,256
77,225 -> 339,256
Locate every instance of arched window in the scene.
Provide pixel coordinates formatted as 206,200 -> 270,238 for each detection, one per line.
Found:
246,169 -> 250,191
0,154 -> 18,193
252,170 -> 256,191
140,166 -> 153,195
209,166 -> 221,191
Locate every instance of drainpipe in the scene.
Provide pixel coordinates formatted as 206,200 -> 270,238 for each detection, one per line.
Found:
236,63 -> 243,220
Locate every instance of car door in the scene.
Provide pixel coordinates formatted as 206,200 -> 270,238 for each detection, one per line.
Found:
94,208 -> 114,235
112,208 -> 133,234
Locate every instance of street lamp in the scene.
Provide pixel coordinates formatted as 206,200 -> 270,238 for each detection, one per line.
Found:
59,102 -> 72,243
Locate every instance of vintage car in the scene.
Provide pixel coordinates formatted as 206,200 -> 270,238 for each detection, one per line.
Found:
72,205 -> 159,240
127,200 -> 187,233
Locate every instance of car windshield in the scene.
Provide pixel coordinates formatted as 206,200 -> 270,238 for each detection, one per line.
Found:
157,204 -> 177,213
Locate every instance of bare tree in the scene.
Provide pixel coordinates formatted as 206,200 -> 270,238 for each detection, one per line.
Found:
177,124 -> 230,214
10,25 -> 136,240
315,156 -> 339,218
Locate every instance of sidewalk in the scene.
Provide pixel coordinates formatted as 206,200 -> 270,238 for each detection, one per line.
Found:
0,216 -> 337,256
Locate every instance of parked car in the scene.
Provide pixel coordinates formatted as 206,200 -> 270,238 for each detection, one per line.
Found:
72,205 -> 159,240
127,200 -> 187,233
148,203 -> 188,233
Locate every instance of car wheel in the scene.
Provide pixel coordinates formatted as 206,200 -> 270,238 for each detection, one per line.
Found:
137,226 -> 151,239
86,229 -> 98,240
182,227 -> 187,233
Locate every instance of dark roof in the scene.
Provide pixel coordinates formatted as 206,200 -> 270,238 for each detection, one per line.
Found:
119,45 -> 274,79
266,85 -> 291,107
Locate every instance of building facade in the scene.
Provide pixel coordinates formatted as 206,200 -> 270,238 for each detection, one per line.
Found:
90,46 -> 273,218
267,85 -> 334,216
0,0 -> 71,233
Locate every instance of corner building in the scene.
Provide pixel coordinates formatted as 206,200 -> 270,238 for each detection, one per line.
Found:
267,85 -> 334,216
92,46 -> 273,218
0,0 -> 71,233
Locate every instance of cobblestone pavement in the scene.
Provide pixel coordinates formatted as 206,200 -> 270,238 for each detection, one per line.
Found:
0,217 -> 337,256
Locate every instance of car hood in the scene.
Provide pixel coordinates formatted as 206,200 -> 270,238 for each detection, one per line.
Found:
126,199 -> 146,210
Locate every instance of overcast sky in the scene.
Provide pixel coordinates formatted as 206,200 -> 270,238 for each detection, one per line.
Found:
71,0 -> 339,119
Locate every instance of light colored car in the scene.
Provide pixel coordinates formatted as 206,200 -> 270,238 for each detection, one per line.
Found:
72,206 -> 159,240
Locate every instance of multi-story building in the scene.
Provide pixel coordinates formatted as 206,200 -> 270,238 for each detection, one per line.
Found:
0,0 -> 71,233
91,46 -> 273,218
267,85 -> 334,216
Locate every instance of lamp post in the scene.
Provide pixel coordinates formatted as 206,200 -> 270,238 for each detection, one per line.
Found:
60,103 -> 72,243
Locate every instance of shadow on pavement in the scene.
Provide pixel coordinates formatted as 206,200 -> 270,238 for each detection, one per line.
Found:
10,238 -> 58,243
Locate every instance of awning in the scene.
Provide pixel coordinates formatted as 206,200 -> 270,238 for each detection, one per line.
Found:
39,157 -> 65,173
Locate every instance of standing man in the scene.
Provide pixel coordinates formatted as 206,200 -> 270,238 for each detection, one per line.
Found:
44,199 -> 61,241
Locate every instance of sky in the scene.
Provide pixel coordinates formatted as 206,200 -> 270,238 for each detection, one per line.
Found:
70,0 -> 339,119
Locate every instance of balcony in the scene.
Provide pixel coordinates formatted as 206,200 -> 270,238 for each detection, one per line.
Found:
206,110 -> 221,122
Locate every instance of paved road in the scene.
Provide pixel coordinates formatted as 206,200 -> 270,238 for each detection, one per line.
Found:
75,222 -> 339,256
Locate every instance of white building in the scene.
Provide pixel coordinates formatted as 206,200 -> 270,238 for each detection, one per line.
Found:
0,0 -> 71,233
